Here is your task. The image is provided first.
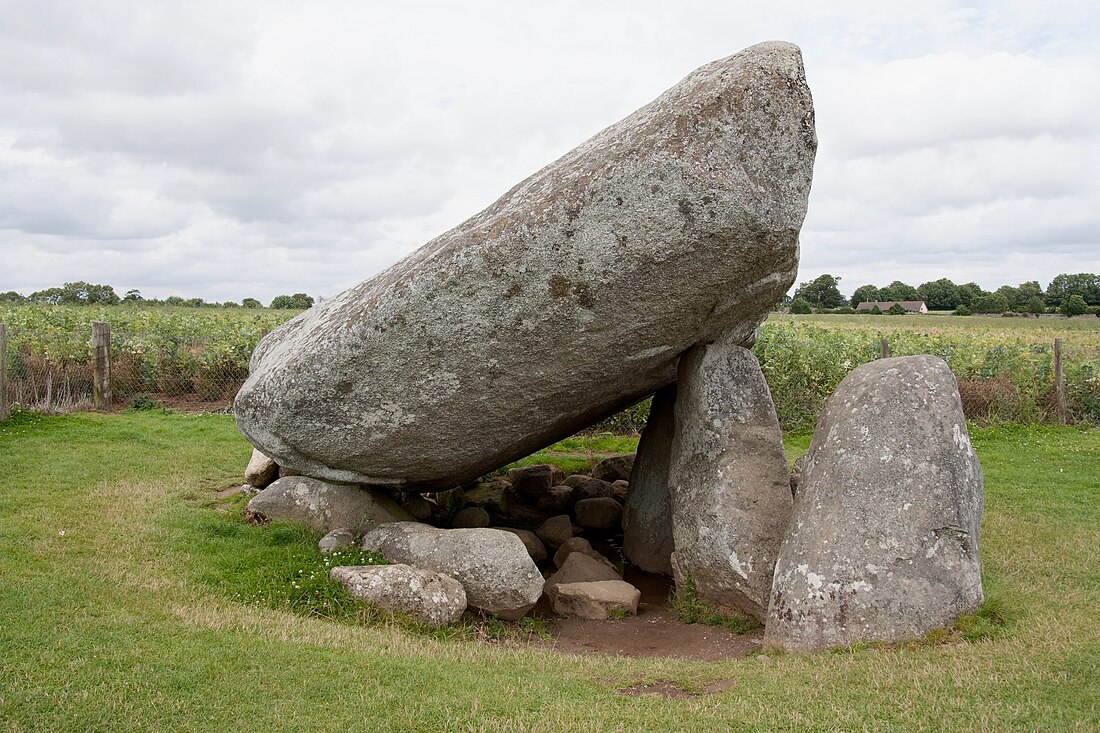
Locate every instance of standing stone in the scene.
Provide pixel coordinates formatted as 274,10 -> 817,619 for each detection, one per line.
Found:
234,41 -> 817,490
670,339 -> 792,622
765,356 -> 984,653
361,523 -> 544,620
331,564 -> 467,628
622,384 -> 677,575
245,476 -> 413,535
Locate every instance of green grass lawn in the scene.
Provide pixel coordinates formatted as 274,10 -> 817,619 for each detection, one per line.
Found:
1,410 -> 1097,732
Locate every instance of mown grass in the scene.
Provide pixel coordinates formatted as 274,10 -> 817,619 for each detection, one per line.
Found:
1,410 -> 1098,731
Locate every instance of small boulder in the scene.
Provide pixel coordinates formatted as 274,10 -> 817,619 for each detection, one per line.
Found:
551,580 -> 641,620
574,497 -> 623,530
766,356 -> 984,653
452,506 -> 490,528
245,476 -> 413,535
500,487 -> 551,525
331,564 -> 467,627
611,480 -> 629,504
507,465 -> 555,498
622,384 -> 677,575
591,454 -> 636,483
318,528 -> 356,553
563,475 -> 615,507
535,515 -> 573,549
537,485 -> 573,513
553,537 -> 617,571
545,552 -> 621,595
361,523 -> 543,620
402,494 -> 435,521
496,527 -> 548,563
240,483 -> 263,498
244,448 -> 278,488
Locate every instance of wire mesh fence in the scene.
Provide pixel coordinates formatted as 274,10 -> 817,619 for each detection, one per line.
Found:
2,317 -> 1098,430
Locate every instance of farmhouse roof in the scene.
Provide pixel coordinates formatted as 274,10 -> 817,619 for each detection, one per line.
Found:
855,300 -> 927,312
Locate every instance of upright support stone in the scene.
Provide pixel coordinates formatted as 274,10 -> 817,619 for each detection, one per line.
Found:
669,337 -> 793,621
0,323 -> 9,420
622,384 -> 676,575
91,321 -> 112,410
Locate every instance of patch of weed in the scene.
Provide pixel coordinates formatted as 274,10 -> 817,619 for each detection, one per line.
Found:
670,575 -> 760,633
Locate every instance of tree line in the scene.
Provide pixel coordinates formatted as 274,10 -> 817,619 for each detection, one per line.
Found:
0,282 -> 316,311
789,273 -> 1100,316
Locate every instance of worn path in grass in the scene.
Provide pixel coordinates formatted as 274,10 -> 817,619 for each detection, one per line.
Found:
1,411 -> 1097,732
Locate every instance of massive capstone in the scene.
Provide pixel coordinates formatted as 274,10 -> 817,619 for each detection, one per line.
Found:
234,41 -> 816,490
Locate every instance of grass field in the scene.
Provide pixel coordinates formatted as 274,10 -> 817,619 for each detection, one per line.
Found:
1,410 -> 1097,731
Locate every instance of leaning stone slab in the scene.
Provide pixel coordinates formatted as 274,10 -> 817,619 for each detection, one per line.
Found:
551,580 -> 641,620
331,564 -> 467,628
245,476 -> 413,535
670,339 -> 792,622
622,384 -> 677,575
234,41 -> 816,490
360,523 -> 543,620
765,356 -> 984,653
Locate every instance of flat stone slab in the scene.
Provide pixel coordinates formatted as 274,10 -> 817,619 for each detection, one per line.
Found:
331,564 -> 466,627
551,580 -> 641,620
234,41 -> 816,490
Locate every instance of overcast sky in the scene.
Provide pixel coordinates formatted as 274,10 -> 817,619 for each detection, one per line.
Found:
3,0 -> 1098,303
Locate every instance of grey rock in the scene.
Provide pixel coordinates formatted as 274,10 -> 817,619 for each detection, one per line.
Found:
452,506 -> 490,528
553,537 -> 617,571
670,339 -> 792,622
622,384 -> 677,575
234,42 -> 816,490
574,497 -> 623,530
278,466 -> 300,478
535,514 -> 573,549
245,476 -> 414,535
545,552 -> 622,596
591,454 -> 636,483
361,523 -> 543,620
611,480 -> 629,504
537,485 -> 573,513
318,527 -> 356,553
240,483 -> 263,498
788,454 -> 808,497
496,527 -> 548,563
244,448 -> 278,488
464,477 -> 510,511
765,356 -> 984,653
551,580 -> 641,619
507,465 -> 554,498
331,564 -> 467,627
563,475 -> 615,507
403,494 -> 435,521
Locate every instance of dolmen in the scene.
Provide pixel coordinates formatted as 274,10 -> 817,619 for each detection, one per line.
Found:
232,40 -> 985,651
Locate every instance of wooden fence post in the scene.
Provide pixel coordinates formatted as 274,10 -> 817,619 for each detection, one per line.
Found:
92,321 -> 112,410
879,338 -> 890,359
0,323 -> 9,420
1054,337 -> 1066,424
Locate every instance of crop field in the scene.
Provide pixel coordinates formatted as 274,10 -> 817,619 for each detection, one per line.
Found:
0,409 -> 1096,731
2,305 -> 1098,429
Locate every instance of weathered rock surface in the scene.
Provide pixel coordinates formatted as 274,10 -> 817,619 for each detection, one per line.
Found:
331,564 -> 467,627
497,527 -> 548,563
574,497 -> 623,530
245,476 -> 413,535
551,580 -> 641,620
765,356 -> 984,653
563,475 -> 615,507
591,454 -> 636,483
553,537 -> 617,572
360,523 -> 543,620
545,552 -> 622,595
234,41 -> 816,490
536,515 -> 573,549
244,448 -> 278,488
318,527 -> 356,553
788,454 -> 808,497
622,384 -> 677,575
537,485 -> 573,513
507,465 -> 555,498
670,339 -> 793,622
452,506 -> 491,528
611,480 -> 630,504
402,494 -> 435,521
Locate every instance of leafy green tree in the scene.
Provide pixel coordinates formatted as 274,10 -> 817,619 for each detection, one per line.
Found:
973,292 -> 1009,314
1017,280 -> 1043,304
917,278 -> 960,310
879,281 -> 920,302
995,285 -> 1022,312
164,296 -> 185,306
242,298 -> 262,309
29,287 -> 64,304
0,290 -> 25,303
793,274 -> 845,309
787,294 -> 814,312
956,282 -> 986,307
849,284 -> 880,308
123,289 -> 143,302
868,304 -> 882,315
887,303 -> 907,315
270,293 -> 315,310
1023,296 -> 1046,315
1061,294 -> 1088,316
1045,273 -> 1100,307
954,304 -> 972,316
